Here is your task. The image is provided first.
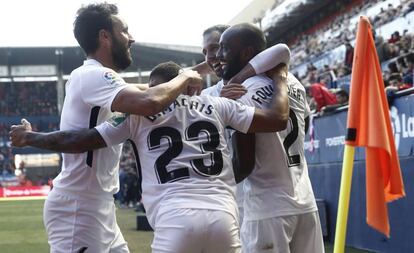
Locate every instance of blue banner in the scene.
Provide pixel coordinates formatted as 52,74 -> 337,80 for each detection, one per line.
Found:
305,93 -> 414,164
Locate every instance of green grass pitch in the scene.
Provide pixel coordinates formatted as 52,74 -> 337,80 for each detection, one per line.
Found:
0,199 -> 371,253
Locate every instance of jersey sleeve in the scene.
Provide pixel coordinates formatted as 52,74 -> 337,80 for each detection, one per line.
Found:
211,96 -> 255,134
81,69 -> 128,111
95,113 -> 131,147
249,43 -> 291,74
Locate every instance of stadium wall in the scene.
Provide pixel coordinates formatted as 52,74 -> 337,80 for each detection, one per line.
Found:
306,91 -> 414,252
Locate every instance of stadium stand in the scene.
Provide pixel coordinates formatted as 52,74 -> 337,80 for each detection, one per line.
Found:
1,44 -> 204,188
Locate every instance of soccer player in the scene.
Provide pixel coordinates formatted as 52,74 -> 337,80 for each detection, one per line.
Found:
200,25 -> 291,225
217,23 -> 324,253
35,3 -> 202,253
10,61 -> 290,253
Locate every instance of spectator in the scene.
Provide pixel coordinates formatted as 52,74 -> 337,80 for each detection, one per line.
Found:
388,62 -> 400,74
307,81 -> 338,112
320,89 -> 349,115
375,35 -> 394,62
385,73 -> 412,95
344,42 -> 354,69
404,53 -> 414,85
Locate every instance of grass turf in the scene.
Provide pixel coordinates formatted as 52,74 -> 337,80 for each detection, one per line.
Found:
0,199 -> 372,253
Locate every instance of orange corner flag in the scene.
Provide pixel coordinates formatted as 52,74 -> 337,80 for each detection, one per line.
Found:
345,16 -> 405,237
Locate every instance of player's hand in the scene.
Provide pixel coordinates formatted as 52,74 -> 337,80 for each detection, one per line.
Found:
220,83 -> 247,100
9,118 -> 32,147
180,69 -> 203,95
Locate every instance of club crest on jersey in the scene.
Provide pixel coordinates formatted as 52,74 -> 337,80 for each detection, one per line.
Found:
103,71 -> 123,86
108,112 -> 129,127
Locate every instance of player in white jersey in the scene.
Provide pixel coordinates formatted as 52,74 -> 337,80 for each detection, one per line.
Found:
217,23 -> 324,253
10,61 -> 290,253
200,25 -> 291,226
17,3 -> 202,253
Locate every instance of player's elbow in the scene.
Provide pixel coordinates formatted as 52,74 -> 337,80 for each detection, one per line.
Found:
271,113 -> 289,131
142,96 -> 166,116
277,43 -> 291,65
112,87 -> 161,116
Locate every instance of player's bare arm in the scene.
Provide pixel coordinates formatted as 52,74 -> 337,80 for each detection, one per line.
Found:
112,69 -> 203,116
10,119 -> 105,153
232,132 -> 256,183
247,63 -> 289,133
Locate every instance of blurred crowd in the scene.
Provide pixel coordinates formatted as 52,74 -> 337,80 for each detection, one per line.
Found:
291,0 -> 414,67
287,0 -> 414,115
0,82 -> 58,116
114,141 -> 143,210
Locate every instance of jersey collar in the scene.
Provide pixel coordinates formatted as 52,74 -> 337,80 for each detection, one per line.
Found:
84,58 -> 103,67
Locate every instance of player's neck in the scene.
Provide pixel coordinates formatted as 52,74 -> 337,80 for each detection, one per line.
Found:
88,50 -> 120,72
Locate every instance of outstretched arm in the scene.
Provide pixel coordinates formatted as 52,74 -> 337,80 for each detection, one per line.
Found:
10,119 -> 106,153
112,69 -> 203,116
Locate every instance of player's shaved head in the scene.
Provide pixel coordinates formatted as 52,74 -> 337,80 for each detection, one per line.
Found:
224,23 -> 266,54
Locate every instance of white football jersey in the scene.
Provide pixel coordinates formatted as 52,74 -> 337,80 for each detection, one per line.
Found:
53,59 -> 128,200
96,94 -> 255,226
238,73 -> 317,221
201,80 -> 245,213
201,80 -> 225,97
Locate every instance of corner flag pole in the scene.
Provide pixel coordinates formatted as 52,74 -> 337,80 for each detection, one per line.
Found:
333,145 -> 355,253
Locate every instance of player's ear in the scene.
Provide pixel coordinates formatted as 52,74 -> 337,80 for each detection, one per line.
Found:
241,46 -> 255,63
98,29 -> 112,48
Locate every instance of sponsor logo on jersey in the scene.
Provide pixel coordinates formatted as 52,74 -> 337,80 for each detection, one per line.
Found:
103,71 -> 123,86
108,112 -> 129,127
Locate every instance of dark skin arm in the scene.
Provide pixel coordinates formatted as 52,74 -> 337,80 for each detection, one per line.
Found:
9,119 -> 105,153
231,64 -> 290,182
232,132 -> 255,183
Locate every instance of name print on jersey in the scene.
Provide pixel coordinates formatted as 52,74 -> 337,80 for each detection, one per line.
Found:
146,97 -> 213,122
251,84 -> 274,105
287,84 -> 303,102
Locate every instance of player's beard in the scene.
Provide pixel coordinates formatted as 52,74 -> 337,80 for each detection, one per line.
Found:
222,57 -> 244,81
112,36 -> 132,71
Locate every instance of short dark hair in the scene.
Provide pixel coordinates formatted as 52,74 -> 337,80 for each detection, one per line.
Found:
389,73 -> 403,82
149,61 -> 182,84
73,3 -> 118,55
230,23 -> 266,54
335,89 -> 349,98
203,25 -> 230,37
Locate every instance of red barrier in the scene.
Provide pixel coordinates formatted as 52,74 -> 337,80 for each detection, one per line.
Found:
0,186 -> 50,198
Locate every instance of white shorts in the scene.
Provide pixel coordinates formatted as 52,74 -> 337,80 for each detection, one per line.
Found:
241,211 -> 324,253
43,189 -> 129,253
152,208 -> 241,253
